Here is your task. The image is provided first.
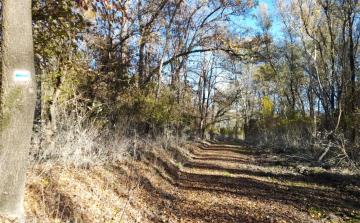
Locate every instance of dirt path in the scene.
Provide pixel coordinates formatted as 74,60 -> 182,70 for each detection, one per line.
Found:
136,141 -> 360,223
3,141 -> 358,222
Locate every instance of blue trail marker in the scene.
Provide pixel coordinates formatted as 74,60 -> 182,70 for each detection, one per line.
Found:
14,70 -> 31,82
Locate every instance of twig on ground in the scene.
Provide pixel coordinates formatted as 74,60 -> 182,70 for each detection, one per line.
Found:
118,190 -> 133,222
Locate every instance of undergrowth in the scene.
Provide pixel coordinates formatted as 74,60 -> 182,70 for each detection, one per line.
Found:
23,106 -> 195,222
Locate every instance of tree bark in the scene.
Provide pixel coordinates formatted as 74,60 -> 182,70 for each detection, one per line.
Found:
346,2 -> 357,143
0,0 -> 36,220
300,37 -> 316,137
120,0 -> 130,76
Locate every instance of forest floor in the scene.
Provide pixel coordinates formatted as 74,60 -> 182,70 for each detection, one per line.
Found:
1,141 -> 360,222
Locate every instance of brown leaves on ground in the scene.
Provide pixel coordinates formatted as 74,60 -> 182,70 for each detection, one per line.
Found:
131,142 -> 360,223
0,214 -> 19,223
3,141 -> 360,222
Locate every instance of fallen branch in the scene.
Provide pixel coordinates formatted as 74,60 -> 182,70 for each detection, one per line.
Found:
284,154 -> 313,162
318,145 -> 331,162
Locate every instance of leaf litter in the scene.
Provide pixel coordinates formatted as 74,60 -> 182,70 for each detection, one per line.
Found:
1,141 -> 359,222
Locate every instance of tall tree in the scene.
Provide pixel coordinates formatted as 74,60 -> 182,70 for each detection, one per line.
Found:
0,0 -> 36,220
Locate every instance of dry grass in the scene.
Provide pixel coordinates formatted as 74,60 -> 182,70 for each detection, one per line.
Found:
11,109 -> 192,222
24,162 -> 141,222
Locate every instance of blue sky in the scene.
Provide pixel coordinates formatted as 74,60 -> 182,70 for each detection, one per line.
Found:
243,0 -> 282,36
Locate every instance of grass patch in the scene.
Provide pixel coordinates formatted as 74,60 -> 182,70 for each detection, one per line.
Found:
177,162 -> 183,170
104,165 -> 114,171
286,181 -> 309,187
309,207 -> 326,218
234,148 -> 252,153
313,170 -> 324,175
223,171 -> 231,177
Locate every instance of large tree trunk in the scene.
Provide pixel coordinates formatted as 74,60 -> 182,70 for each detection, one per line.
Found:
346,3 -> 357,143
0,0 -> 36,220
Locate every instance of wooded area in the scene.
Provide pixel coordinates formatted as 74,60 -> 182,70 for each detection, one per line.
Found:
0,0 -> 360,222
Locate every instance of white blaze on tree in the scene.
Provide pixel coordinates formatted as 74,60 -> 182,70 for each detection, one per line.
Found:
0,0 -> 37,221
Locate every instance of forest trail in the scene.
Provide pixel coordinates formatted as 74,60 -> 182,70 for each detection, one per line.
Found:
136,141 -> 360,223
7,141 -> 359,223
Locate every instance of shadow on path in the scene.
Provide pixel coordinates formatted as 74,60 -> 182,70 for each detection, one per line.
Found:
135,141 -> 360,222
